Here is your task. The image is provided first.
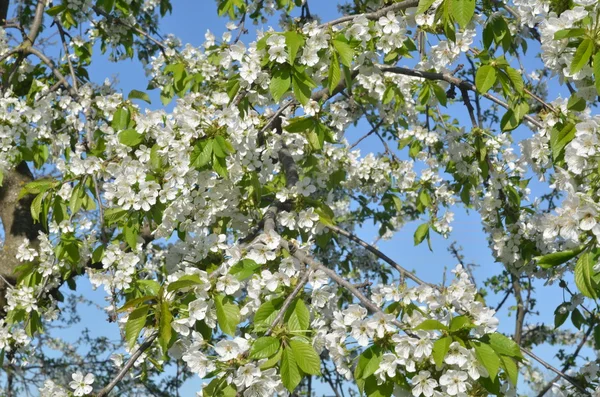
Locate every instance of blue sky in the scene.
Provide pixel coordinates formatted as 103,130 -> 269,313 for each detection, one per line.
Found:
48,1 -> 588,395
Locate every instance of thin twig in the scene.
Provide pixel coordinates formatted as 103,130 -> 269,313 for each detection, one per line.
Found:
96,333 -> 158,397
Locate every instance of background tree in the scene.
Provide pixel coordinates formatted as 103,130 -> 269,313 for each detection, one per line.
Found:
0,0 -> 599,396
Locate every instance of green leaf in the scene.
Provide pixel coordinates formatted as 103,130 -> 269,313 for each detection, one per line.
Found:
250,336 -> 280,359
473,341 -> 500,381
452,0 -> 476,29
567,95 -> 586,112
417,0 -> 436,14
104,208 -> 128,225
190,139 -> 213,169
328,51 -> 342,95
159,300 -> 172,353
594,52 -> 600,95
112,107 -> 131,131
500,355 -> 518,386
92,245 -> 105,264
291,67 -> 314,106
500,102 -> 529,132
535,245 -> 585,269
69,184 -> 84,214
119,129 -> 144,147
554,28 -> 586,40
215,294 -> 240,335
128,89 -> 151,104
475,65 -> 497,94
571,307 -> 585,330
100,0 -> 116,13
354,345 -> 382,380
260,347 -> 283,369
432,83 -> 447,106
485,333 -> 523,359
332,39 -> 353,68
505,67 -> 523,95
270,67 -> 291,102
285,31 -> 305,64
46,4 -> 67,16
432,336 -> 451,367
30,192 -> 45,223
289,340 -> 321,375
229,259 -> 261,281
571,38 -> 593,74
285,117 -> 316,133
281,347 -> 302,392
167,274 -> 203,292
575,251 -> 599,299
124,218 -> 139,250
254,297 -> 284,330
125,305 -> 149,348
285,298 -> 310,332
554,304 -> 569,329
415,319 -> 449,331
414,223 -> 429,246
19,178 -> 57,199
449,315 -> 473,332
550,122 -> 575,161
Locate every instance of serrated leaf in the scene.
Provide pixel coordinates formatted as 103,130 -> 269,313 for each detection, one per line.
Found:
415,319 -> 449,331
292,70 -> 312,106
46,4 -> 67,16
128,89 -> 151,104
250,336 -> 280,359
571,38 -> 593,74
254,298 -> 284,330
452,0 -> 475,28
500,355 -> 518,386
30,192 -> 44,222
449,315 -> 473,332
433,336 -> 451,368
354,345 -> 382,380
593,52 -> 600,95
417,0 -> 436,14
281,347 -> 302,392
104,207 -> 128,225
290,340 -> 321,375
190,140 -> 213,169
476,65 -> 497,94
535,245 -> 585,269
332,39 -> 353,68
554,304 -> 569,329
125,305 -> 149,348
112,107 -> 131,131
473,341 -> 500,381
270,67 -> 291,102
485,333 -> 523,359
229,259 -> 261,281
550,122 -> 575,161
167,274 -> 203,292
119,129 -> 143,147
285,31 -> 305,64
260,347 -> 283,369
414,223 -> 429,246
285,299 -> 310,332
215,294 -> 240,336
505,67 -> 523,94
575,251 -> 599,299
328,51 -> 341,95
159,300 -> 172,353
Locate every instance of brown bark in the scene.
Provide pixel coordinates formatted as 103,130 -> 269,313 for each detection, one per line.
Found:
0,162 -> 41,314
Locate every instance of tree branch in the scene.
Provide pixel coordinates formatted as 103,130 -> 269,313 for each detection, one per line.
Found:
96,333 -> 158,397
327,224 -> 431,286
380,66 -> 544,129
